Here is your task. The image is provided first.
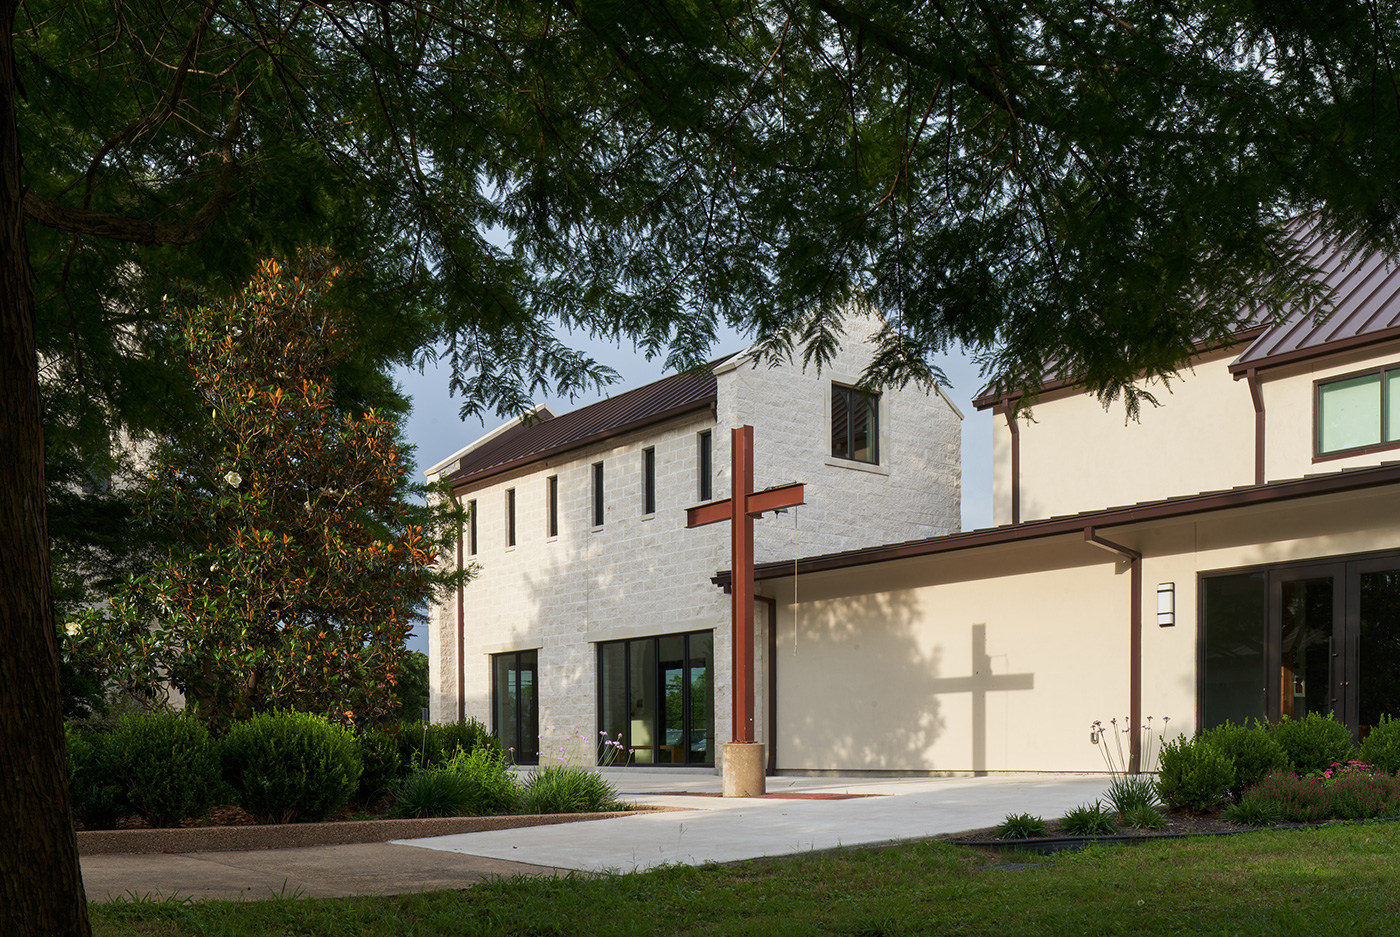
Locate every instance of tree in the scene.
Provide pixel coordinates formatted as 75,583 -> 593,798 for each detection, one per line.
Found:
69,255 -> 468,730
4,2 -> 1399,933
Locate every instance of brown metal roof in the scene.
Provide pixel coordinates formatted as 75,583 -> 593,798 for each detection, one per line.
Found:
712,459 -> 1400,587
972,220 -> 1400,409
446,354 -> 737,490
1230,222 -> 1400,374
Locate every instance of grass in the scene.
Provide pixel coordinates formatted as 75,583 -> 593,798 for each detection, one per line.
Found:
89,823 -> 1400,936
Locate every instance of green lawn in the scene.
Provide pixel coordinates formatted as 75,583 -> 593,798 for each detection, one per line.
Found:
91,823 -> 1400,936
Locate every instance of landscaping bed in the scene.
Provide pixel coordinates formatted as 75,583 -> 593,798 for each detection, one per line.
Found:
77,808 -> 647,856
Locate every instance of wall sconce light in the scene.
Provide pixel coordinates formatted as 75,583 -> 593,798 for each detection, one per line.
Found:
1157,582 -> 1175,627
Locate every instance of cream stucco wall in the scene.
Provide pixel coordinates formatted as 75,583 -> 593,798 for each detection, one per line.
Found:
991,347 -> 1256,525
764,483 -> 1400,774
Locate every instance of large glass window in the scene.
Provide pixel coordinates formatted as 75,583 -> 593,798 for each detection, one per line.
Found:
597,631 -> 714,765
1317,367 -> 1400,455
832,384 -> 880,464
493,650 -> 538,764
1359,569 -> 1400,739
1201,572 -> 1267,729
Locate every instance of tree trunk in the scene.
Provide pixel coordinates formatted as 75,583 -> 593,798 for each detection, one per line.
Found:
0,1 -> 93,933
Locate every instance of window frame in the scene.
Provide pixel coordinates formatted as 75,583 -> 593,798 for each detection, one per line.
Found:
1314,363 -> 1400,461
492,649 -> 539,765
466,498 -> 478,556
642,447 -> 656,516
697,430 -> 713,501
546,474 -> 559,538
595,630 -> 715,767
505,487 -> 516,547
830,382 -> 881,465
592,461 -> 605,527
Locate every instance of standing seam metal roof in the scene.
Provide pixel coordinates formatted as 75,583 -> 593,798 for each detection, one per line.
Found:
1230,220 -> 1400,373
445,353 -> 737,489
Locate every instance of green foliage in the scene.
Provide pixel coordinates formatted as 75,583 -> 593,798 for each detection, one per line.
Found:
390,771 -> 480,819
354,730 -> 404,807
1321,772 -> 1400,821
1203,720 -> 1289,802
64,724 -> 123,831
1240,771 -> 1327,824
521,765 -> 624,815
1223,797 -> 1283,827
1104,774 -> 1159,815
994,813 -> 1047,840
1271,712 -> 1357,775
1360,715 -> 1400,775
221,710 -> 363,824
106,711 -> 220,828
1121,805 -> 1166,831
1057,802 -> 1116,836
66,257 -> 471,729
398,719 -> 501,772
391,747 -> 519,818
396,651 -> 431,723
1156,736 -> 1235,812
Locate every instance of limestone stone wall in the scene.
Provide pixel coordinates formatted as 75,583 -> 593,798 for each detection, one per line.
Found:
425,316 -> 962,765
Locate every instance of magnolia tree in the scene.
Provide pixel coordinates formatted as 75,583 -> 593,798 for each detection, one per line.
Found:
69,255 -> 469,729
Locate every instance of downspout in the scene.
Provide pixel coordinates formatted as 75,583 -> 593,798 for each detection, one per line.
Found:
1003,395 -> 1021,525
455,498 -> 466,723
1246,368 -> 1265,486
1084,527 -> 1143,774
760,595 -> 778,775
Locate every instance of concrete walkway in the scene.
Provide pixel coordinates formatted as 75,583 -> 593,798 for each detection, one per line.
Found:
399,771 -> 1112,873
80,772 -> 1111,902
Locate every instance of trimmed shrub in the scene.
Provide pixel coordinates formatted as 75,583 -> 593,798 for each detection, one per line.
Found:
65,724 -> 122,830
1203,720 -> 1288,802
398,718 -> 501,772
106,711 -> 220,827
1104,774 -> 1159,815
1057,802 -> 1116,836
1245,770 -> 1327,823
1156,735 -> 1234,811
354,729 -> 403,806
995,813 -> 1047,839
222,711 -> 363,823
1271,712 -> 1356,775
521,765 -> 624,815
1360,714 -> 1400,775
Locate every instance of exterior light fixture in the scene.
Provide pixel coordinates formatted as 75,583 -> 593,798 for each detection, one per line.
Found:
1157,582 -> 1175,627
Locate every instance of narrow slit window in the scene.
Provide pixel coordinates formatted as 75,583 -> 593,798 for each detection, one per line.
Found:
467,499 -> 478,556
505,488 -> 516,547
642,447 -> 656,515
697,431 -> 712,501
547,475 -> 559,538
592,461 -> 605,526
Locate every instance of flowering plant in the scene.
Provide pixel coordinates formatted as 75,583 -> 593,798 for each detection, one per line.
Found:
1317,759 -> 1372,781
1091,715 -> 1170,775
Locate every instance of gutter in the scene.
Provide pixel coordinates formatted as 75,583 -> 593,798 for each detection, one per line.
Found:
1084,528 -> 1143,775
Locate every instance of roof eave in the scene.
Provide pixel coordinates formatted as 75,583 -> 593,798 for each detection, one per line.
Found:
449,398 -> 715,493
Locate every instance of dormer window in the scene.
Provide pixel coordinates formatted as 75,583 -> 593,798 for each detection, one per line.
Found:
1316,366 -> 1400,457
832,383 -> 880,464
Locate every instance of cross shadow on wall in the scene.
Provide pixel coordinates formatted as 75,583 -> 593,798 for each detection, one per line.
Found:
779,587 -> 1035,774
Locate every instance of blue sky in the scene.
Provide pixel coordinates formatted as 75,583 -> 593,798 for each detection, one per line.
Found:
392,333 -> 994,654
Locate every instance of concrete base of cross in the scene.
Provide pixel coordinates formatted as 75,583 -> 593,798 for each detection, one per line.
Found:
721,742 -> 766,797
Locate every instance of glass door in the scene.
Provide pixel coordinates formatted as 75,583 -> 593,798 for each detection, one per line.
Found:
1351,561 -> 1400,741
1268,566 -> 1344,724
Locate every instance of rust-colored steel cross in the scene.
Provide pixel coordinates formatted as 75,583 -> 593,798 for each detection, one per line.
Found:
686,425 -> 804,743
